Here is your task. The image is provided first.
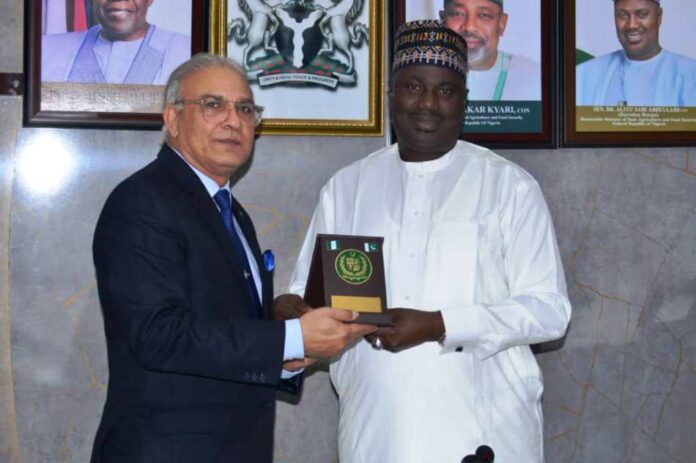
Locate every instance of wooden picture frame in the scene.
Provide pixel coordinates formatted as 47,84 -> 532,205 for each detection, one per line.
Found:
393,0 -> 556,148
209,0 -> 384,136
23,0 -> 205,129
563,0 -> 696,146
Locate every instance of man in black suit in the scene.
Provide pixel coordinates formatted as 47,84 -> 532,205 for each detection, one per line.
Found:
91,53 -> 374,463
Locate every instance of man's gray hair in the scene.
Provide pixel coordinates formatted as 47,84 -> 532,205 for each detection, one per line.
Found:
162,53 -> 248,138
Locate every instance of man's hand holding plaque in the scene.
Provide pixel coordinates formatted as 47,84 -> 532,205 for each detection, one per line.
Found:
299,308 -> 375,359
272,294 -> 376,363
364,308 -> 445,352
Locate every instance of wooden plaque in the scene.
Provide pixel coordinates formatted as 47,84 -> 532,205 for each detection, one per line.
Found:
304,234 -> 393,325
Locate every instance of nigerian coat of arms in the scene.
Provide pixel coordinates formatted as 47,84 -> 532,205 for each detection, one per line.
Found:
228,0 -> 368,88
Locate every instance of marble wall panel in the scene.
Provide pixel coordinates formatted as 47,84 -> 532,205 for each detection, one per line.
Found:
0,1 -> 22,73
10,128 -> 159,463
506,147 -> 696,462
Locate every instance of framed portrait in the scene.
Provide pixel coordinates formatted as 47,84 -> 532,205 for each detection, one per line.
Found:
24,0 -> 205,129
209,0 -> 384,136
393,0 -> 556,148
564,0 -> 696,146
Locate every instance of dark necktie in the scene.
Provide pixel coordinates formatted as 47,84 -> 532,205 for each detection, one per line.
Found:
213,189 -> 263,318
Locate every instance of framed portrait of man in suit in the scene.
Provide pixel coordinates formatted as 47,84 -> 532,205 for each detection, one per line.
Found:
209,0 -> 385,136
393,0 -> 556,148
564,0 -> 696,146
24,0 -> 205,129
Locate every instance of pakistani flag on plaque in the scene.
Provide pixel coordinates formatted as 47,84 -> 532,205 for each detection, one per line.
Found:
305,234 -> 392,326
364,242 -> 379,253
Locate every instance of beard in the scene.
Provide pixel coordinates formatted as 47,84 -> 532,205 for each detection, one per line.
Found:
467,46 -> 486,65
460,31 -> 488,66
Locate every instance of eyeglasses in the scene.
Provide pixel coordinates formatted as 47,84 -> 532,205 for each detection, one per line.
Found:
174,97 -> 264,126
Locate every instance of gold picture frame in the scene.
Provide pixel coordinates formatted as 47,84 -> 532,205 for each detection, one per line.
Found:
209,0 -> 384,136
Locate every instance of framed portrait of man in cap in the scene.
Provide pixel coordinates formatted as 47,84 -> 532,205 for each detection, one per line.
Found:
565,0 -> 696,145
24,0 -> 206,129
209,0 -> 385,136
393,0 -> 556,148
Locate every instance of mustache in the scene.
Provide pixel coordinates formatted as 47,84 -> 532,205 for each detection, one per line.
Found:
409,110 -> 443,120
103,7 -> 136,14
459,30 -> 486,43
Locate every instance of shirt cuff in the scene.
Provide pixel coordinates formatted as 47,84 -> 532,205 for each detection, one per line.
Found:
283,318 -> 305,361
438,305 -> 483,355
281,368 -> 303,379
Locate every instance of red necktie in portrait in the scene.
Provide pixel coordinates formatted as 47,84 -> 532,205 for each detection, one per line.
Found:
67,0 -> 88,32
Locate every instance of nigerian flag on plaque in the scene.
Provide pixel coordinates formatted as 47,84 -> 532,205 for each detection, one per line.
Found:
326,240 -> 340,251
364,242 -> 379,253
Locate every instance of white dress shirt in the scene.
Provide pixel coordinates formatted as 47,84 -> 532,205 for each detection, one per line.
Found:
173,149 -> 304,370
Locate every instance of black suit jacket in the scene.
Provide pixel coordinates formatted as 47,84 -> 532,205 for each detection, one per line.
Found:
91,145 -> 293,463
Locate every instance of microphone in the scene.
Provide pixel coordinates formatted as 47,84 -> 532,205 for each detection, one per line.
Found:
461,445 -> 495,463
476,445 -> 494,462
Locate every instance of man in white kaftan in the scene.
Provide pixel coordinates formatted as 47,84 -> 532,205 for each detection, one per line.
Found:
576,0 -> 696,106
285,21 -> 571,463
41,0 -> 190,84
289,141 -> 571,463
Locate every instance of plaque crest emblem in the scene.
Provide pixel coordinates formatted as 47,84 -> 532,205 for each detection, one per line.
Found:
335,249 -> 372,285
228,0 -> 368,88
